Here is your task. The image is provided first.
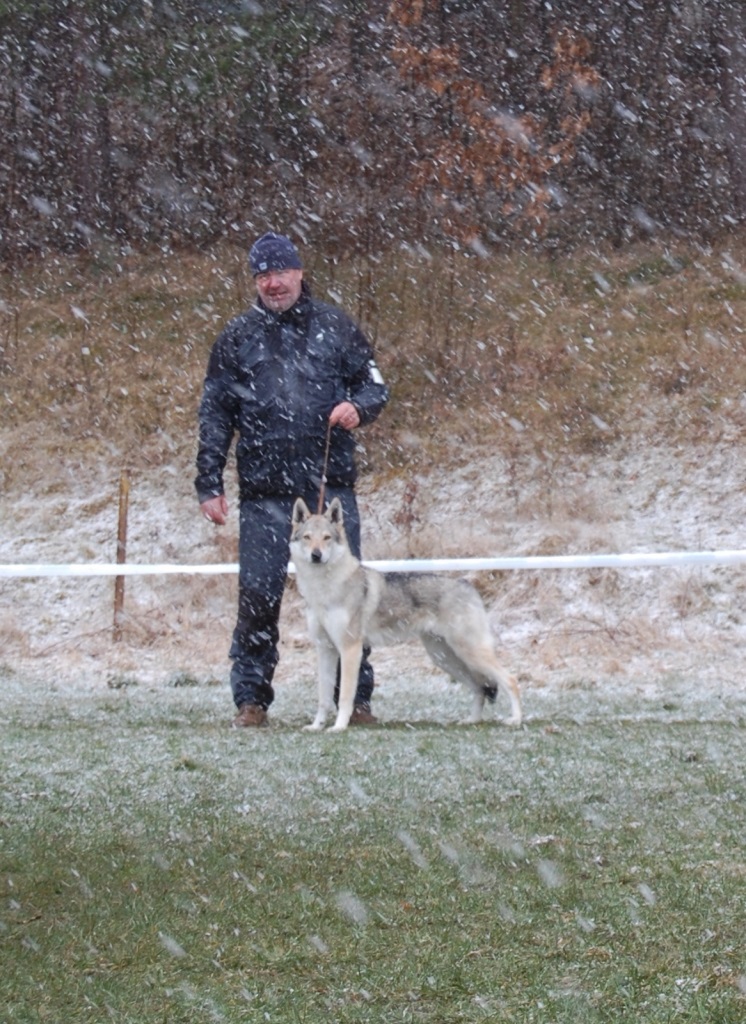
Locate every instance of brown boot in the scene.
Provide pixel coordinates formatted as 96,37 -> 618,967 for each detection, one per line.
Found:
232,703 -> 268,728
349,704 -> 378,726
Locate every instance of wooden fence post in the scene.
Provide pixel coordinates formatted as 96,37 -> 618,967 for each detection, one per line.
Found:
113,470 -> 130,642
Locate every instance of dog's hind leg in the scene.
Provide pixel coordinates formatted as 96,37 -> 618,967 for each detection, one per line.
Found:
423,632 -> 522,727
304,638 -> 338,731
329,638 -> 363,732
422,633 -> 488,724
454,641 -> 522,726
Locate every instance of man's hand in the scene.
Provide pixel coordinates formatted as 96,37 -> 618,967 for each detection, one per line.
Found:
329,401 -> 360,431
201,495 -> 229,526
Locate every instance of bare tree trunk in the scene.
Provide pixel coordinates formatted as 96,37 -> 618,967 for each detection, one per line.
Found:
716,3 -> 746,221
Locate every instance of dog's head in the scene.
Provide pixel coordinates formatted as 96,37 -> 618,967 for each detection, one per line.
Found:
290,497 -> 347,565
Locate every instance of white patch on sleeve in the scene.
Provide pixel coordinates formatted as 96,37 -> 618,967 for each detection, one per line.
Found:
368,360 -> 385,385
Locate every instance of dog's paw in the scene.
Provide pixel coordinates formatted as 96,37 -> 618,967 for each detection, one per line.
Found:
303,721 -> 326,732
328,722 -> 349,733
502,714 -> 523,728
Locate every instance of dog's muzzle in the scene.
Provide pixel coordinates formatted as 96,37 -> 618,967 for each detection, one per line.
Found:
311,549 -> 323,564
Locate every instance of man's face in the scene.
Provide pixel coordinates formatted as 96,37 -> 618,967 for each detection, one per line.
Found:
255,268 -> 303,312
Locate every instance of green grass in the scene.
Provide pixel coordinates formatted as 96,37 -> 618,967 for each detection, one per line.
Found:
2,689 -> 745,1023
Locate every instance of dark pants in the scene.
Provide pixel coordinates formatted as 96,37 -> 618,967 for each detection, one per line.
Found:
229,487 -> 374,711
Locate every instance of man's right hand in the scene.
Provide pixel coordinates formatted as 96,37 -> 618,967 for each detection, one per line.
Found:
200,495 -> 229,526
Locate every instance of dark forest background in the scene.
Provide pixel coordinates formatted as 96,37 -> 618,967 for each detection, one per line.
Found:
2,0 -> 746,266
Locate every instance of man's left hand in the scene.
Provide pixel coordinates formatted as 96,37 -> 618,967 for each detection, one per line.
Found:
329,402 -> 360,430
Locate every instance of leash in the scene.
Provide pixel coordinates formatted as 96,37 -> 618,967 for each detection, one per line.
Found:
316,418 -> 333,514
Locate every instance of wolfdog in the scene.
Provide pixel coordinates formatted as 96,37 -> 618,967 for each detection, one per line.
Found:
289,497 -> 522,732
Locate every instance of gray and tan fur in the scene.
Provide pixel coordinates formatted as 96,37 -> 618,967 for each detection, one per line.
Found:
290,497 -> 522,732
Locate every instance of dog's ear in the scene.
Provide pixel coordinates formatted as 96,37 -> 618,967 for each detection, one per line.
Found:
292,497 -> 310,526
326,497 -> 344,524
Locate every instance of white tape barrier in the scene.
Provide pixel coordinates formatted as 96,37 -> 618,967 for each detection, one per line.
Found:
2,550 -> 746,579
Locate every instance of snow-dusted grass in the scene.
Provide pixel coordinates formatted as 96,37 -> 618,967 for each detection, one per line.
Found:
2,673 -> 745,1023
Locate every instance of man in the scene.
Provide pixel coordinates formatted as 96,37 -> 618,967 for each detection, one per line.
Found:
195,232 -> 389,727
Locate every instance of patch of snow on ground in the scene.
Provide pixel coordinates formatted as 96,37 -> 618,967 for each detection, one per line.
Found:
1,434 -> 744,726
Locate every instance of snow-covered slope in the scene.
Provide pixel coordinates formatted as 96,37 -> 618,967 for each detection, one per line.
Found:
2,430 -> 744,725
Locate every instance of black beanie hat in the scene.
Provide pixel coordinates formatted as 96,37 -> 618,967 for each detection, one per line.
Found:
249,232 -> 302,276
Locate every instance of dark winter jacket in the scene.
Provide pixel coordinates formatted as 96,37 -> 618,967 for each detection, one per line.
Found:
195,285 -> 388,502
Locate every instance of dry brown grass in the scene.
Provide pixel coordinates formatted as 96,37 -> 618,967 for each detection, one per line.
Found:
3,236 -> 746,486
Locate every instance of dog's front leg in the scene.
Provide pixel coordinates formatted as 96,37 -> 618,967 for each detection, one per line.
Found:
304,639 -> 338,731
329,639 -> 363,732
